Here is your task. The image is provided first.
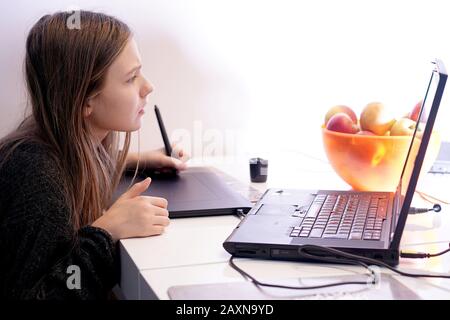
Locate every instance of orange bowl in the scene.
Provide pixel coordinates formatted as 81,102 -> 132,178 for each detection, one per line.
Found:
322,127 -> 441,192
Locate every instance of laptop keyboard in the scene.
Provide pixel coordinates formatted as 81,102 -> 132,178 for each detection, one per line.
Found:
289,194 -> 388,241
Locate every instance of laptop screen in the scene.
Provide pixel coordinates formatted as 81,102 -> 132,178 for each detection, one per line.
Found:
392,61 -> 446,244
395,69 -> 438,212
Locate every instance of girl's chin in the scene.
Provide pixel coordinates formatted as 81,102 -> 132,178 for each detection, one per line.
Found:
124,122 -> 142,132
111,118 -> 143,132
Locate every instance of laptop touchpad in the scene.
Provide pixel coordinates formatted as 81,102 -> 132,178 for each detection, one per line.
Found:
256,204 -> 297,215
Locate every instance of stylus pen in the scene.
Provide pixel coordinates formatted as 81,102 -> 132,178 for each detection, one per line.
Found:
154,105 -> 173,157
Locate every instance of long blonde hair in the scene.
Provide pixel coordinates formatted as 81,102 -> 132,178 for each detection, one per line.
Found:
0,11 -> 133,231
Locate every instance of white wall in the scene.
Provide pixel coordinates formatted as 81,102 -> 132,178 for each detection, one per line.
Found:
1,0 -> 449,161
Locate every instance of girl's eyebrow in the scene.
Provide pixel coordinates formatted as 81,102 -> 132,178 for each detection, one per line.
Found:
125,65 -> 141,76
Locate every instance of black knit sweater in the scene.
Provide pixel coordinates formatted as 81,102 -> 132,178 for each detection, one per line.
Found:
0,141 -> 119,300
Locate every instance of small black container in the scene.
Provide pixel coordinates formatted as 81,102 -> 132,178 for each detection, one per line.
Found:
249,158 -> 268,183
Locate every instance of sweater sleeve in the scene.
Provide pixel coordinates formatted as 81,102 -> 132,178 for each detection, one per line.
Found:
0,144 -> 119,300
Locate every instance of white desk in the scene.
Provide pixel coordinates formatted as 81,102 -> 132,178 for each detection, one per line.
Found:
118,153 -> 450,300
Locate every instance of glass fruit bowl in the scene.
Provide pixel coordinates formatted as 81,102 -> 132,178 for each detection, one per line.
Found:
322,127 -> 441,191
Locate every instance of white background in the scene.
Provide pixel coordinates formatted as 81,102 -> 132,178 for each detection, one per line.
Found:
1,0 -> 449,161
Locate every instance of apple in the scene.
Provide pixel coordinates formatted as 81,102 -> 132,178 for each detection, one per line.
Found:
324,105 -> 357,126
408,100 -> 424,122
326,113 -> 359,134
390,118 -> 417,136
357,130 -> 376,136
360,102 -> 396,136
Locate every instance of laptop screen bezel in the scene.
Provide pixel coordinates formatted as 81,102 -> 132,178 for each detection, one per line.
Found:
390,59 -> 447,250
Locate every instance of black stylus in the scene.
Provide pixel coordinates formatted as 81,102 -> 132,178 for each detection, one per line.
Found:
154,105 -> 173,157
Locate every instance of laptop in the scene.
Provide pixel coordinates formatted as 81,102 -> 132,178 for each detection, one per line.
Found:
223,59 -> 447,266
115,167 -> 253,218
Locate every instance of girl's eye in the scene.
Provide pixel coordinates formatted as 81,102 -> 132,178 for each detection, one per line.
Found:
127,75 -> 138,83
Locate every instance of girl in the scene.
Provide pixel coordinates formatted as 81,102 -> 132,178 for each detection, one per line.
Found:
0,10 -> 187,299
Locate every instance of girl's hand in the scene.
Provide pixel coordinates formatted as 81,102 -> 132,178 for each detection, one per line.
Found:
92,178 -> 170,242
127,145 -> 189,171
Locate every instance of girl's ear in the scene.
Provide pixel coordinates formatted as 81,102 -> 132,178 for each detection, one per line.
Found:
83,99 -> 94,118
84,92 -> 101,118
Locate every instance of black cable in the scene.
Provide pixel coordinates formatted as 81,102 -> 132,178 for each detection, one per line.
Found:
229,243 -> 450,293
298,245 -> 450,279
403,203 -> 448,258
409,204 -> 442,214
229,255 -> 376,291
401,243 -> 450,259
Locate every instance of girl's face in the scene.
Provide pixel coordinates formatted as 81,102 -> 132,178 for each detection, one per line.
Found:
84,38 -> 153,140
